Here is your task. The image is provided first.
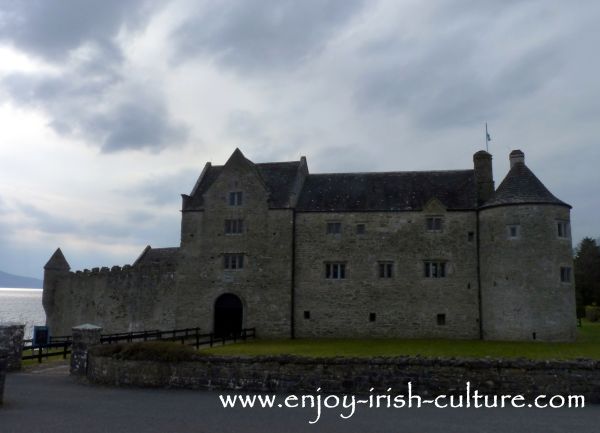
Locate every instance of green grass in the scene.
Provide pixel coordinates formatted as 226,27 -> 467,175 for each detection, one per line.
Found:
203,320 -> 600,360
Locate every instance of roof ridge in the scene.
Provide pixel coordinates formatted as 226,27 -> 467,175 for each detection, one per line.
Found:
308,169 -> 473,176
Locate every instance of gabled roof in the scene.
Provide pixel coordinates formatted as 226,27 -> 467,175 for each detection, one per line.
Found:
44,248 -> 70,271
183,158 -> 304,210
481,162 -> 570,209
133,246 -> 179,267
296,170 -> 477,211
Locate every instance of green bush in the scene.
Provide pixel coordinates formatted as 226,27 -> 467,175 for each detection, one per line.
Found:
90,341 -> 203,362
585,305 -> 600,322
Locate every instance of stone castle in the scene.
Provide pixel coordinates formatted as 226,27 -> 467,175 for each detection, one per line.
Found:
42,148 -> 576,341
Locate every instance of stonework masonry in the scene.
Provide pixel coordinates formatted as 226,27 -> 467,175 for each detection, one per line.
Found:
43,149 -> 577,342
86,353 -> 600,402
0,324 -> 25,371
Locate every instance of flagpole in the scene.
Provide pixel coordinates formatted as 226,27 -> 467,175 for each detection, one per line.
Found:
485,123 -> 489,152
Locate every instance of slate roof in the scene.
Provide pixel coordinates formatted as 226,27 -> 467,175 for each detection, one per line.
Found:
296,170 -> 477,211
184,161 -> 302,210
481,162 -> 570,209
134,246 -> 179,267
44,248 -> 71,271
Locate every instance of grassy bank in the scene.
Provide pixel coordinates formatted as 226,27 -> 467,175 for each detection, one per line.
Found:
203,320 -> 600,360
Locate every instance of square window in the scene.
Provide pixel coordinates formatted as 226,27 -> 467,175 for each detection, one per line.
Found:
369,313 -> 376,322
426,217 -> 443,232
229,191 -> 243,206
560,267 -> 571,283
356,224 -> 366,234
304,311 -> 310,319
425,261 -> 446,278
325,262 -> 345,279
468,232 -> 475,242
437,314 -> 446,326
378,262 -> 393,278
224,219 -> 244,234
507,224 -> 520,239
224,253 -> 244,270
557,221 -> 570,239
327,222 -> 341,234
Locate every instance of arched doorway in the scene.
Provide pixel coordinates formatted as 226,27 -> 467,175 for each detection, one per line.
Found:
214,293 -> 243,338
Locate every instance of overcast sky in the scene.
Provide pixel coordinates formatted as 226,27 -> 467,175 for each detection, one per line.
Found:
0,0 -> 598,279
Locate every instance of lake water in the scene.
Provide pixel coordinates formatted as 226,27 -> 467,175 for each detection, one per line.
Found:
0,288 -> 46,339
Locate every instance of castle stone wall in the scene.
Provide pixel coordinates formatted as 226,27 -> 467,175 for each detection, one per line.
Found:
176,159 -> 293,338
480,204 -> 576,341
44,264 -> 176,336
294,208 -> 480,338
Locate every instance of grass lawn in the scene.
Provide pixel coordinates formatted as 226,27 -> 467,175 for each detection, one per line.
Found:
203,320 -> 600,360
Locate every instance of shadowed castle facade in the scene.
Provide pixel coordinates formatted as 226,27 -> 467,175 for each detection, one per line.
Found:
43,148 -> 577,341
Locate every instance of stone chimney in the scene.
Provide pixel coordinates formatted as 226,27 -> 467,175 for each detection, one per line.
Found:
473,150 -> 494,205
509,149 -> 525,168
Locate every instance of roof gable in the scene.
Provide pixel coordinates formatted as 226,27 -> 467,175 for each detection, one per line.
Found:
183,149 -> 305,210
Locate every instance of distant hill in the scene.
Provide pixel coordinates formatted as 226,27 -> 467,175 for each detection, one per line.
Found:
0,270 -> 42,288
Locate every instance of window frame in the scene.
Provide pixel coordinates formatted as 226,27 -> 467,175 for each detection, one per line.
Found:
224,219 -> 244,235
560,266 -> 572,283
223,253 -> 244,270
326,222 -> 342,235
378,261 -> 394,278
325,262 -> 346,279
425,216 -> 444,232
557,220 -> 570,239
228,191 -> 243,206
424,261 -> 447,278
507,224 -> 521,239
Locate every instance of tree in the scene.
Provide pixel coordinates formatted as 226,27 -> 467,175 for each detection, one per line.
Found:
574,237 -> 600,312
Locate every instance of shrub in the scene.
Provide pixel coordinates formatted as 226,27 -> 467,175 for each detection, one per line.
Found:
89,341 -> 204,362
585,305 -> 600,322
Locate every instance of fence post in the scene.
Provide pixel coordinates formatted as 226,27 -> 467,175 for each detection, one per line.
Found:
70,324 -> 102,377
0,323 -> 25,372
0,350 -> 6,405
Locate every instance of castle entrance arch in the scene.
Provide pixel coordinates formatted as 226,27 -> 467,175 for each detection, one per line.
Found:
214,293 -> 243,338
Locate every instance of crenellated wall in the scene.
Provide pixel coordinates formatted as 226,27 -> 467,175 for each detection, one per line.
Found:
44,263 -> 177,336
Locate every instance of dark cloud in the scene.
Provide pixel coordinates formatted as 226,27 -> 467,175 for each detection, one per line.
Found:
171,0 -> 365,73
2,69 -> 188,152
119,169 -> 200,206
87,96 -> 188,153
0,0 -> 157,61
0,0 -> 186,152
354,17 -> 564,130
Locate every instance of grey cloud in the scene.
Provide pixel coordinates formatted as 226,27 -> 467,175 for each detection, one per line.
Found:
0,0 -> 157,61
353,4 -> 566,129
88,97 -> 188,153
119,169 -> 199,206
0,0 -> 186,153
171,0 -> 365,73
2,68 -> 187,153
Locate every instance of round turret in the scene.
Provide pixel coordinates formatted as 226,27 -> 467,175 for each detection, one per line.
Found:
479,151 -> 576,341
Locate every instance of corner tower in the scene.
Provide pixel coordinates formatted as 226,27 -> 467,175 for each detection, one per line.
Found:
479,150 -> 576,341
42,248 -> 71,333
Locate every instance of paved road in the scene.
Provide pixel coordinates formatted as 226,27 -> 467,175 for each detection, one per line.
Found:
1,364 -> 599,433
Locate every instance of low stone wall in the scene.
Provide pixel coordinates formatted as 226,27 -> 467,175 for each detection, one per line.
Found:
87,354 -> 600,401
0,352 -> 6,405
0,324 -> 25,371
